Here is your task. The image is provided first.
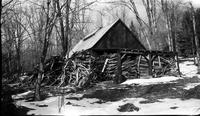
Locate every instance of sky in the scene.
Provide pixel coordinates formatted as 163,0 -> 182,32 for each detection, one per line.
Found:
88,0 -> 200,29
186,0 -> 200,7
3,0 -> 200,32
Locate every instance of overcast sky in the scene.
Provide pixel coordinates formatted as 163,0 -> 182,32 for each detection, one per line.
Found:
4,0 -> 199,31
87,0 -> 200,29
186,0 -> 200,7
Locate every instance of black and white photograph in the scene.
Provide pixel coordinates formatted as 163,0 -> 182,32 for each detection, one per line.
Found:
1,0 -> 200,115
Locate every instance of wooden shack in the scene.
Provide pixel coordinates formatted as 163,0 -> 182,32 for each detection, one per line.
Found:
69,19 -> 180,83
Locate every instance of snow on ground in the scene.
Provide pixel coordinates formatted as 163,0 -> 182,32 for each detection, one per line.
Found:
122,98 -> 200,115
13,60 -> 200,115
122,60 -> 200,86
184,83 -> 200,90
12,90 -> 33,99
121,76 -> 179,85
179,61 -> 199,78
14,94 -> 200,115
15,97 -> 59,115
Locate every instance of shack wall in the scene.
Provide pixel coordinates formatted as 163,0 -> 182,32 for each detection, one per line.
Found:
93,20 -> 145,50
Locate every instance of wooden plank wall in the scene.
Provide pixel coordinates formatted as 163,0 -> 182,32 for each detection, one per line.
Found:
72,49 -> 181,83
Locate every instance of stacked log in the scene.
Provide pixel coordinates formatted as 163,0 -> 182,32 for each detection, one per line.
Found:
121,56 -> 138,78
93,53 -> 139,79
139,57 -> 150,78
22,50 -> 179,91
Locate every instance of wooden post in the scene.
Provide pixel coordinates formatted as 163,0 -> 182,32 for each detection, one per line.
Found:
102,58 -> 109,72
88,55 -> 91,72
137,55 -> 142,78
175,53 -> 181,77
115,50 -> 122,84
148,54 -> 153,77
58,87 -> 65,113
158,56 -> 161,68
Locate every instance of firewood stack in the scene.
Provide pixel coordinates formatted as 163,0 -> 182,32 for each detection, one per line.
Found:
121,55 -> 138,78
23,50 -> 179,91
93,53 -> 139,79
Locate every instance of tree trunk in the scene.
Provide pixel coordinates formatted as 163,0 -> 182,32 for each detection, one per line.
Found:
190,3 -> 200,73
34,62 -> 43,101
34,0 -> 54,101
55,0 -> 66,57
8,52 -> 12,73
56,0 -> 71,57
64,0 -> 71,57
130,0 -> 151,50
16,47 -> 21,75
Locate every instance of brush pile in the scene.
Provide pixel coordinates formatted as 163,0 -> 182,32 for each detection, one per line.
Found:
23,55 -> 94,89
19,56 -> 65,88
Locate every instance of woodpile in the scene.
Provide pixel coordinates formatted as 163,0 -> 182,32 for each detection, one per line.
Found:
19,50 -> 179,90
93,53 -> 139,79
92,52 -> 179,79
21,56 -> 65,87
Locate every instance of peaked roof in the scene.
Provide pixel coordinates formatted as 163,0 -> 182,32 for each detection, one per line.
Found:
68,19 -> 147,57
68,19 -> 119,57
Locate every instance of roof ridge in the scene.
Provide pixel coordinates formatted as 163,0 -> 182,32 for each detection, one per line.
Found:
83,19 -> 120,41
83,27 -> 102,41
68,19 -> 124,58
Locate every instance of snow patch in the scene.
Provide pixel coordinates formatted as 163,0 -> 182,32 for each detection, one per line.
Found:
66,93 -> 84,98
12,90 -> 33,99
121,76 -> 179,85
13,60 -> 200,115
179,61 -> 199,78
122,98 -> 200,115
43,97 -> 57,104
122,60 -> 200,86
184,83 -> 200,90
15,94 -> 200,115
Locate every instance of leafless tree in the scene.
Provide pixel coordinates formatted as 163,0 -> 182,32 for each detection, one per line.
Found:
54,0 -> 97,57
161,0 -> 183,52
1,0 -> 30,75
34,0 -> 57,100
107,0 -> 151,49
189,2 -> 200,73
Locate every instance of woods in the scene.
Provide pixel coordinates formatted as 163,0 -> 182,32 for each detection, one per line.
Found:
1,0 -> 200,115
1,0 -> 200,101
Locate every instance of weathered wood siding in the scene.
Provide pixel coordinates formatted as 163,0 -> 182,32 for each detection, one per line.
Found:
93,20 -> 145,50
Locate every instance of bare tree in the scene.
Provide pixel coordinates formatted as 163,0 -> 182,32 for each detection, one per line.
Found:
117,0 -> 151,49
190,2 -> 200,73
120,0 -> 127,24
54,0 -> 71,57
13,3 -> 30,74
54,0 -> 97,57
161,0 -> 183,52
72,0 -> 92,46
2,17 -> 15,73
1,0 -> 29,75
142,0 -> 158,50
161,0 -> 183,75
1,0 -> 16,74
96,11 -> 104,28
1,0 -> 17,25
34,0 -> 57,100
26,6 -> 44,66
